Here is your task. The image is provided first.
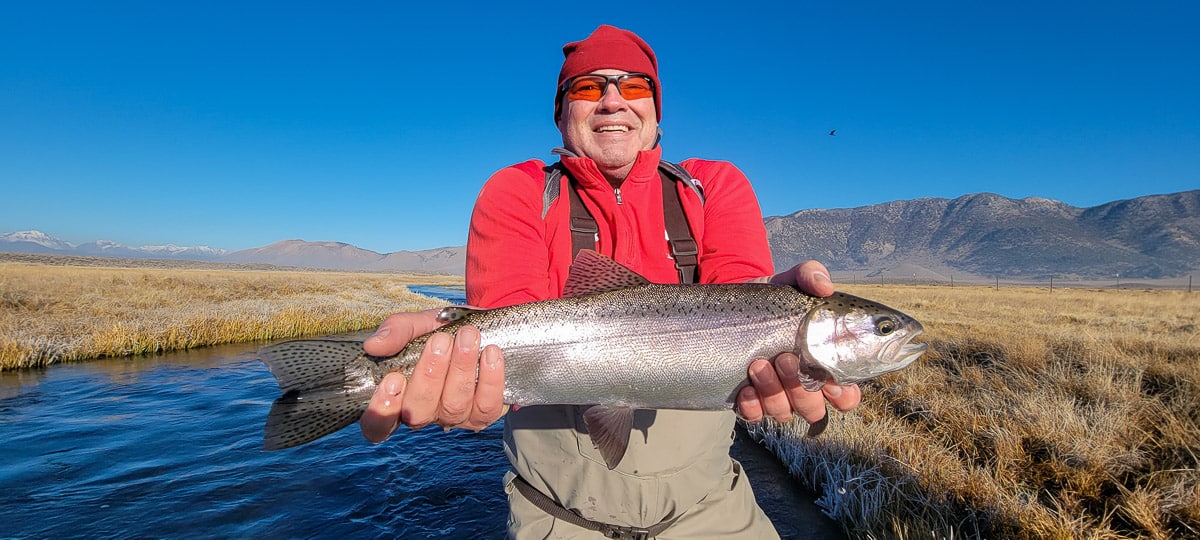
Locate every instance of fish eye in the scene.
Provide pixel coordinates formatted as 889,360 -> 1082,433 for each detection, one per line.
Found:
876,317 -> 897,335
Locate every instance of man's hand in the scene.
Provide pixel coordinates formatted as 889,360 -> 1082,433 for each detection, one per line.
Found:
738,260 -> 862,427
358,309 -> 507,443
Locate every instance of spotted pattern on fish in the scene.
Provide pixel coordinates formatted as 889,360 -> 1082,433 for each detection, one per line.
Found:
258,250 -> 927,469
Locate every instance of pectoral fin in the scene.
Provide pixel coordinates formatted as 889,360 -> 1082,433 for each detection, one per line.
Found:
806,414 -> 829,437
582,405 -> 635,470
437,306 -> 485,323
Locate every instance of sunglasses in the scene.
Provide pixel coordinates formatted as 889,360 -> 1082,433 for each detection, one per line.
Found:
561,73 -> 655,102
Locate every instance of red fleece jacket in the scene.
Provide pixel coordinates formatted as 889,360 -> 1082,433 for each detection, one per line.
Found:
466,146 -> 774,308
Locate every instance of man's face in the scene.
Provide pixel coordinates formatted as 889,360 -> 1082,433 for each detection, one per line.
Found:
557,69 -> 659,182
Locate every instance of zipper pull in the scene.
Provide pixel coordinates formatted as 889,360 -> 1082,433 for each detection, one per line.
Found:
615,188 -> 623,205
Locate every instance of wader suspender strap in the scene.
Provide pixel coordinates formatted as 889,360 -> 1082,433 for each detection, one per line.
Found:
548,161 -> 701,284
564,174 -> 600,259
660,170 -> 699,284
512,475 -> 679,540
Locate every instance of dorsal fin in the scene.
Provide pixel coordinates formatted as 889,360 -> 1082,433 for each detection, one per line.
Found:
562,249 -> 651,298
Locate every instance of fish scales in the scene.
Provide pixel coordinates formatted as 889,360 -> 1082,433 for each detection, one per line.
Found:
259,249 -> 926,466
387,283 -> 820,409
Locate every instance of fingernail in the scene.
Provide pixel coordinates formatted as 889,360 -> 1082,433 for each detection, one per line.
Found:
748,362 -> 767,383
428,333 -> 451,355
483,347 -> 499,371
458,327 -> 480,352
777,354 -> 798,375
371,327 -> 391,340
384,376 -> 403,396
825,384 -> 843,398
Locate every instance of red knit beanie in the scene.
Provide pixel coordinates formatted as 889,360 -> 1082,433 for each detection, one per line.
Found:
555,25 -> 661,123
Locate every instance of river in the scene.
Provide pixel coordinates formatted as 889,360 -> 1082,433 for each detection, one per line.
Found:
0,286 -> 842,539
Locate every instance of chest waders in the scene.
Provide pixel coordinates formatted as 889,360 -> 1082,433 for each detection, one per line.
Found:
516,148 -> 706,538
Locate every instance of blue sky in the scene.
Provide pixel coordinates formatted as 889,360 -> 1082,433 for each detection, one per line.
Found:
2,2 -> 1197,253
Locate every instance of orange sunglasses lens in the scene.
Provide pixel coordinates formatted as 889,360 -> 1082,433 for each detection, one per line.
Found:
565,75 -> 654,101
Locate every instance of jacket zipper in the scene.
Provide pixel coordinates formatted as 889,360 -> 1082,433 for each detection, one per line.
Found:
614,188 -> 623,205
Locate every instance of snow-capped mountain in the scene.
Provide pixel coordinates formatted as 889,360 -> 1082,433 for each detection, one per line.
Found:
1,230 -> 228,261
1,230 -> 76,252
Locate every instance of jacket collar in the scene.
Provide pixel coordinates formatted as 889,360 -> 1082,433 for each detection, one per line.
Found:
554,145 -> 664,190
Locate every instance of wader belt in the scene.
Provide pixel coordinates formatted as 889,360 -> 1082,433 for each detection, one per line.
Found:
512,475 -> 680,539
563,169 -> 699,284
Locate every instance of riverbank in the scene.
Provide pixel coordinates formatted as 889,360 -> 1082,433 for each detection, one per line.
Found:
3,253 -> 1197,538
0,253 -> 454,369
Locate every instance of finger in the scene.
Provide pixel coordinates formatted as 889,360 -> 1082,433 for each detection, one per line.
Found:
399,332 -> 453,429
793,260 -> 834,297
822,383 -> 862,412
360,372 -> 406,443
464,345 -> 507,431
774,353 -> 825,423
735,385 -> 764,423
437,326 -> 482,428
771,352 -> 831,425
747,359 -> 793,423
363,309 -> 445,357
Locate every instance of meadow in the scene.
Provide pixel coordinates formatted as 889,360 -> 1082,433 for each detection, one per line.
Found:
2,254 -> 1196,538
0,254 -> 453,370
755,284 -> 1199,539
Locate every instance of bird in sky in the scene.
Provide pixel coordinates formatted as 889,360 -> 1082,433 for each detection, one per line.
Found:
829,129 -> 837,136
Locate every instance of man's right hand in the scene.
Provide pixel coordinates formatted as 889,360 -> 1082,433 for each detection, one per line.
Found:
358,309 -> 507,443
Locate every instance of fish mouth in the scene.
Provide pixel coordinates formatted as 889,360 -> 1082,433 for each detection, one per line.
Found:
893,329 -> 928,367
898,341 -> 928,365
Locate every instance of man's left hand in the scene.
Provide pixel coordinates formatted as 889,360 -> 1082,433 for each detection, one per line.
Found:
738,260 -> 862,426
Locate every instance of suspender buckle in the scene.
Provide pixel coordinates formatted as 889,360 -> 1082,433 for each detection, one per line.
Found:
570,216 -> 599,234
668,238 -> 698,257
601,525 -> 652,540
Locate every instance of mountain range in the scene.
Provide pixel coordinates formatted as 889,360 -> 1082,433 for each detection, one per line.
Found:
767,190 -> 1199,280
5,190 -> 1197,279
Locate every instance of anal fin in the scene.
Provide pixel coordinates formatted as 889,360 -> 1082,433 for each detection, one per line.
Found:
582,405 -> 635,470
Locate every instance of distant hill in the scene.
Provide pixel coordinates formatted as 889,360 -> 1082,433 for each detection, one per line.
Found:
6,190 -> 1197,278
221,240 -> 465,275
0,230 -> 465,275
766,190 -> 1200,279
0,230 -> 228,261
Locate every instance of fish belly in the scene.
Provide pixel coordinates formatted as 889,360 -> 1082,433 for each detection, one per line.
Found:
490,311 -> 802,409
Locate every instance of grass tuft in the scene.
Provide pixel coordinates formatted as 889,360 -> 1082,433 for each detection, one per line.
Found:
751,285 -> 1199,539
0,257 -> 454,370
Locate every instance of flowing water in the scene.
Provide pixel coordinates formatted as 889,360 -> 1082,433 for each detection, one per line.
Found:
0,286 -> 843,539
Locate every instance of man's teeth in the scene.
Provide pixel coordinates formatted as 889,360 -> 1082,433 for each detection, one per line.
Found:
597,126 -> 630,132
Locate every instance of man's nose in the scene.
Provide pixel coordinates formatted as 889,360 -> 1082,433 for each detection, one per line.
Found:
596,82 -> 627,110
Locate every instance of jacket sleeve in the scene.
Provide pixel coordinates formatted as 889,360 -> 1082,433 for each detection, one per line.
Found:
465,163 -> 553,308
682,159 -> 775,284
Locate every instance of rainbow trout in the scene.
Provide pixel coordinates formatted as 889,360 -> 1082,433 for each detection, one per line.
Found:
260,250 -> 926,468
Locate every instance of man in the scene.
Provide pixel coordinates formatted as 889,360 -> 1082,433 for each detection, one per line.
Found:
360,25 -> 861,538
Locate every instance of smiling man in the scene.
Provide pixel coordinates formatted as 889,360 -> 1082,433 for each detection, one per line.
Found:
361,25 -> 859,539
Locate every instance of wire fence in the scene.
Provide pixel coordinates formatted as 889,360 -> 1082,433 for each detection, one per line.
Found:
830,272 -> 1197,292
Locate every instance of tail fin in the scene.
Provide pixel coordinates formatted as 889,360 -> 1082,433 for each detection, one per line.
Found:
259,340 -> 376,450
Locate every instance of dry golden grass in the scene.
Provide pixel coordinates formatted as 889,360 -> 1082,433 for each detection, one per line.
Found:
754,285 -> 1199,539
0,257 -> 458,370
6,253 -> 1197,538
